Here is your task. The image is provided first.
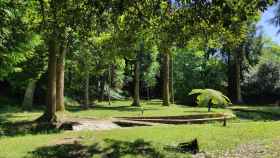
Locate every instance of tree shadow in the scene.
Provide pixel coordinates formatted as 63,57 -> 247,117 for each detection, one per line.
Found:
0,120 -> 61,137
233,108 -> 280,121
0,105 -> 58,137
101,139 -> 164,158
27,139 -> 166,158
26,143 -> 97,158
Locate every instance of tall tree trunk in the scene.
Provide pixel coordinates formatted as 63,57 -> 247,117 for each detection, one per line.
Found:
234,49 -> 243,104
162,48 -> 170,106
98,75 -> 105,102
84,70 -> 89,108
108,65 -> 111,105
39,39 -> 58,123
22,79 -> 37,110
56,41 -> 67,112
228,48 -> 244,104
170,54 -> 174,104
132,60 -> 140,106
227,52 -> 236,101
147,86 -> 150,101
111,64 -> 116,89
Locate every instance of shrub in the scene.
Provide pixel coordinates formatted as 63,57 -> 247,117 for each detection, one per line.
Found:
243,62 -> 280,103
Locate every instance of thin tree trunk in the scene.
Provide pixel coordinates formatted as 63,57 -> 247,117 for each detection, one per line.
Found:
99,75 -> 105,102
68,65 -> 72,91
56,41 -> 67,112
147,86 -> 150,101
132,60 -> 140,106
111,64 -> 116,89
170,54 -> 174,104
208,100 -> 211,112
108,65 -> 111,106
22,79 -> 37,110
162,48 -> 170,106
84,70 -> 89,108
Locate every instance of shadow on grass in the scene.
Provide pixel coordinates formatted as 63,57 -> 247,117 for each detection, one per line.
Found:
26,139 -> 165,158
0,104 -> 55,137
0,121 -> 61,137
233,108 -> 280,121
67,105 -> 158,113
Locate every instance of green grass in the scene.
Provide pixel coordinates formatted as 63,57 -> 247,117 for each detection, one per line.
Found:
1,100 -> 280,158
67,100 -> 232,119
230,105 -> 280,121
0,100 -> 232,123
1,122 -> 280,157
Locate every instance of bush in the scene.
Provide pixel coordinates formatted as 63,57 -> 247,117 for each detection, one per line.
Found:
243,62 -> 280,103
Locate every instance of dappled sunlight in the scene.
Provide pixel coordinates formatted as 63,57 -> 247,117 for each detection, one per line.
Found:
1,0 -> 280,157
66,100 -> 233,119
26,139 -> 169,158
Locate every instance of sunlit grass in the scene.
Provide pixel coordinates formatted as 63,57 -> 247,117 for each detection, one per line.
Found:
1,122 -> 280,158
1,100 -> 280,157
67,100 -> 232,119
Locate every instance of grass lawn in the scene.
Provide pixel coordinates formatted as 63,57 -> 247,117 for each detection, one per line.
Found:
67,100 -> 233,119
1,100 -> 280,158
0,100 -> 233,123
1,122 -> 280,158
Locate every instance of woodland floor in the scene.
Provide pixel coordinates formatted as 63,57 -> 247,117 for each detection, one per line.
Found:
1,99 -> 280,158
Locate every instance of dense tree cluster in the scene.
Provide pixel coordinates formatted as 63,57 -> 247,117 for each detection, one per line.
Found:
0,0 -> 278,124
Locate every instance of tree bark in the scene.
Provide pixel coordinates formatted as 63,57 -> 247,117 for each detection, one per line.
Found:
228,48 -> 244,104
228,52 -> 236,101
56,41 -> 67,112
147,87 -> 150,101
132,60 -> 140,106
22,79 -> 37,110
39,38 -> 58,123
37,1 -> 59,124
234,49 -> 243,104
108,65 -> 111,105
162,48 -> 170,106
170,54 -> 174,104
98,75 -> 105,102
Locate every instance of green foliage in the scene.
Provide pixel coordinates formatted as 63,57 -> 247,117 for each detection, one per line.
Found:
189,89 -> 231,108
242,40 -> 280,101
243,62 -> 280,97
0,0 -> 277,106
173,46 -> 227,104
0,34 -> 42,80
0,0 -> 43,80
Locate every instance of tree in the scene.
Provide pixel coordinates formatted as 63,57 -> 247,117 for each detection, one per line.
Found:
272,2 -> 280,32
202,0 -> 275,104
243,40 -> 280,103
34,0 -> 112,123
189,89 -> 231,112
56,36 -> 68,111
109,1 -> 160,106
